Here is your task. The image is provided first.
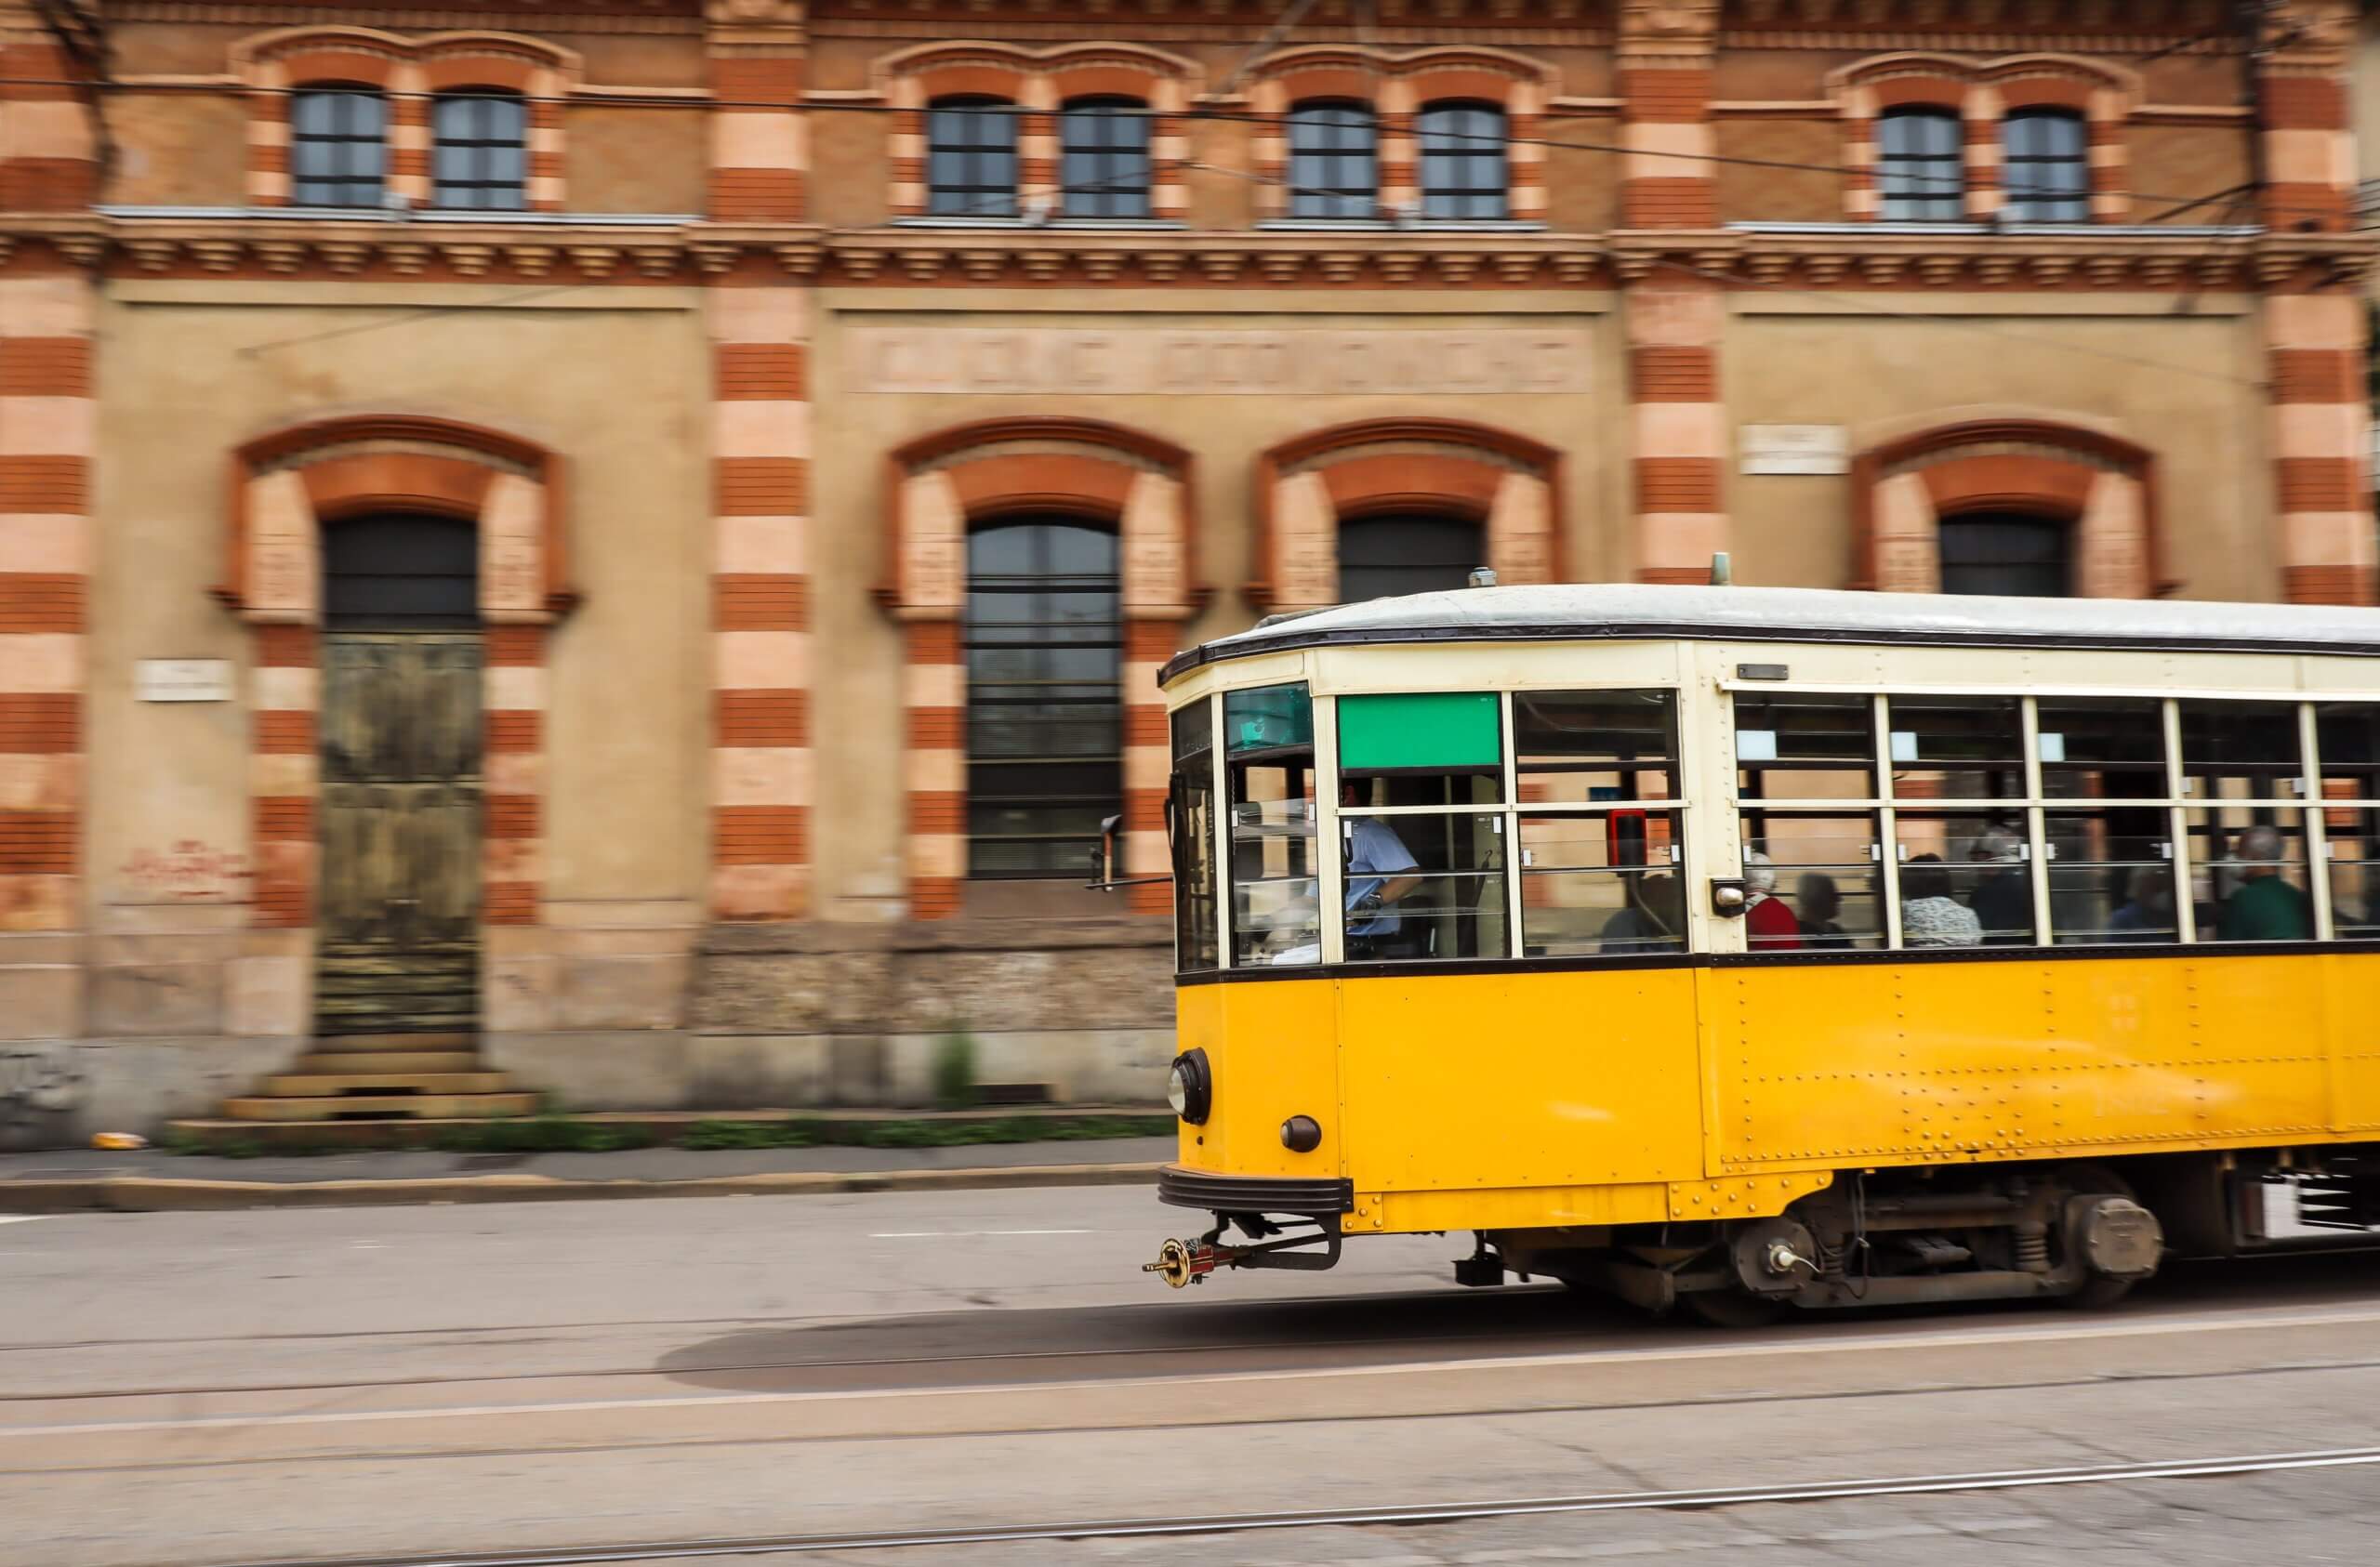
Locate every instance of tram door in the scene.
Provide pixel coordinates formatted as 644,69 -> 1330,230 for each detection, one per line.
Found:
313,516 -> 483,1037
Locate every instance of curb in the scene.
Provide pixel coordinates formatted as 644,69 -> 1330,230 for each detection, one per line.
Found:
0,1162 -> 1166,1215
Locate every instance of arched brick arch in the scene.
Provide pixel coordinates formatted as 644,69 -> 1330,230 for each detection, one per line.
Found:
1248,46 -> 1554,220
233,27 -> 576,209
1831,52 -> 2138,221
1848,418 -> 2165,599
218,415 -> 573,951
876,43 -> 1200,220
1250,418 -> 1564,612
881,418 -> 1198,919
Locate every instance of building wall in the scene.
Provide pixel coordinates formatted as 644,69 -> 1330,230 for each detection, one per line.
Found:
0,0 -> 2372,1139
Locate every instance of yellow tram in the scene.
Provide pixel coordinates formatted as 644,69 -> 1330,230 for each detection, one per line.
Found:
1140,584 -> 2380,1321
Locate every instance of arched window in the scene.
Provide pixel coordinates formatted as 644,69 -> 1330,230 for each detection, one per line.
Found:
965,520 -> 1122,878
1337,514 -> 1483,603
1288,99 -> 1377,220
2003,108 -> 2089,224
1877,106 -> 1964,221
1937,512 -> 2072,599
323,513 -> 480,629
927,97 -> 1018,217
1060,97 -> 1151,218
1418,100 -> 1506,220
291,87 -> 387,208
432,90 -> 528,211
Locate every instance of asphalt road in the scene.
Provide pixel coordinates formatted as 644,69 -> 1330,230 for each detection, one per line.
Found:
2,1189 -> 2376,1566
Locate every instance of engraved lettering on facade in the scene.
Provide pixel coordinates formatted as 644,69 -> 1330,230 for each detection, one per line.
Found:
852,328 -> 1595,395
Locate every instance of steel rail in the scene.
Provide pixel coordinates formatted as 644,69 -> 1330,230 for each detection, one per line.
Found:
244,1445 -> 2380,1567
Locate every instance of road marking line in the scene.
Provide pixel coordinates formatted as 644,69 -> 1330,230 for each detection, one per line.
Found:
0,1218 -> 44,1227
867,1229 -> 1094,1239
9,1301 -> 2379,1441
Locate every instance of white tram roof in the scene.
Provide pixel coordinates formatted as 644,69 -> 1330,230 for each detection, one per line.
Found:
1161,583 -> 2380,684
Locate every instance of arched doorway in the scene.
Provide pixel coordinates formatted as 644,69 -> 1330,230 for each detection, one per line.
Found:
1337,513 -> 1485,602
315,514 -> 483,1037
1937,510 -> 2073,599
963,517 -> 1123,882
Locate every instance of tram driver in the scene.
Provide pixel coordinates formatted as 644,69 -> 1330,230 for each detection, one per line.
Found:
1342,781 -> 1423,960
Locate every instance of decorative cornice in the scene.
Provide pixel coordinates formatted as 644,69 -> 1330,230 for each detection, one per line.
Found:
9,213 -> 2368,290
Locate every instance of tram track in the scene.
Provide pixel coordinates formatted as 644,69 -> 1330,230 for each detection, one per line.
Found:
229,1446 -> 2380,1566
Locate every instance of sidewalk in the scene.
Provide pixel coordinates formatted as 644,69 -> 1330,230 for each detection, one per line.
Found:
0,1137 -> 1175,1214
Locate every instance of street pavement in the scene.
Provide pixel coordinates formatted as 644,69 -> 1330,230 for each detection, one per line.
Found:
1,1186 -> 2376,1566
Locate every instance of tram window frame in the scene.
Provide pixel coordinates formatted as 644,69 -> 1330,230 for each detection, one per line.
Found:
1884,694 -> 2028,802
1515,810 -> 1686,956
1735,691 -> 1884,805
1336,691 -> 1510,965
2322,807 -> 2380,940
1170,697 -> 1221,974
1223,683 -> 1322,969
2317,703 -> 2380,806
1738,810 -> 1887,950
1892,810 -> 2038,947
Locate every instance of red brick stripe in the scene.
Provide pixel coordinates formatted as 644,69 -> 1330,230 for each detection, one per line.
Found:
485,793 -> 540,839
716,804 -> 808,863
1635,457 -> 1722,512
255,797 -> 313,840
716,573 -> 808,632
909,790 -> 964,834
484,625 -> 545,666
0,811 -> 73,874
1622,69 -> 1710,121
716,344 -> 807,400
716,456 -> 808,515
906,704 -> 963,748
2284,564 -> 2377,606
255,710 -> 314,754
0,693 -> 76,752
0,456 -> 86,513
0,338 -> 91,398
485,711 -> 541,753
709,169 -> 805,222
2278,457 -> 2360,512
255,625 -> 319,667
1623,178 -> 1717,228
0,574 -> 84,634
2270,348 -> 2362,404
1630,346 -> 1718,401
718,688 -> 808,746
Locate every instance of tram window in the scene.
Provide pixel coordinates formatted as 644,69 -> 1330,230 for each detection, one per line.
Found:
1514,690 -> 1677,803
1517,812 -> 1684,956
1893,812 -> 2036,945
1734,691 -> 1879,802
2180,701 -> 2304,800
2044,810 -> 2178,944
2183,805 -> 2312,942
1224,684 -> 1321,968
1342,806 -> 1507,963
1170,702 -> 1220,973
2317,704 -> 2380,802
1339,691 -> 1503,805
1736,813 -> 1884,949
2326,810 -> 2380,939
2037,697 -> 2169,802
1886,695 -> 2025,801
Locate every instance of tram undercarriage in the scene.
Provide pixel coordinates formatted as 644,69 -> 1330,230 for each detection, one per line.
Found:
1146,1148 -> 2380,1322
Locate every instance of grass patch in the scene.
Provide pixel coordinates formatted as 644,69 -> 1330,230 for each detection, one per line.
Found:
425,1115 -> 656,1154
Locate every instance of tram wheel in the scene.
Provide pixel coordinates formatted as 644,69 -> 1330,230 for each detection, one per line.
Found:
1678,1286 -> 1787,1329
2054,1163 -> 2144,1311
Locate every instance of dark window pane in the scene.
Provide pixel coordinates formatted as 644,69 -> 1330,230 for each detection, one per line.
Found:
1514,689 -> 1678,800
1336,513 -> 1481,602
928,97 -> 1018,217
1519,811 -> 1685,955
1060,97 -> 1151,217
1895,812 -> 2035,946
2047,810 -> 2179,944
2319,703 -> 2380,801
1226,684 -> 1319,967
2003,108 -> 2088,223
2037,697 -> 2168,799
2180,700 -> 2305,796
1739,813 -> 1885,950
1886,694 -> 2026,800
323,513 -> 478,629
965,520 -> 1120,878
1734,691 -> 1878,800
1289,99 -> 1376,218
291,88 -> 387,207
1171,702 -> 1220,971
1938,511 -> 2071,598
430,92 -> 525,209
1418,99 -> 1506,220
1878,107 -> 1964,221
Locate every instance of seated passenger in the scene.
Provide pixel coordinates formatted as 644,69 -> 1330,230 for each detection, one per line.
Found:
1744,853 -> 1803,950
1900,855 -> 1983,947
2106,868 -> 2175,943
1967,825 -> 2032,945
1796,872 -> 1852,949
1342,782 -> 1421,960
2216,824 -> 2311,942
1599,873 -> 1684,955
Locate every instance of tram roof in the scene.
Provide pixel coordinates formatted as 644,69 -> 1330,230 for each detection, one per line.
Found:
1159,583 -> 2380,683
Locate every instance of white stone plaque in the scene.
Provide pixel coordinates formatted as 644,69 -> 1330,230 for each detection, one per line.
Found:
137,659 -> 233,703
1740,424 -> 1850,475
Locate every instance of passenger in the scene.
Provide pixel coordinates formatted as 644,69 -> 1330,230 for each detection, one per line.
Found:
1600,872 -> 1684,954
2107,867 -> 2176,942
1900,854 -> 1984,947
1341,781 -> 1422,960
1796,872 -> 1852,949
1744,852 -> 1804,950
2216,824 -> 2312,942
1967,824 -> 2033,944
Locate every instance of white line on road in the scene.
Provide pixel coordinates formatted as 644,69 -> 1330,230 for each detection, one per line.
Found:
868,1229 -> 1095,1239
0,1218 -> 43,1227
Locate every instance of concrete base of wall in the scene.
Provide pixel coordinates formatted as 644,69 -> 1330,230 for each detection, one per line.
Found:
0,1036 -> 298,1152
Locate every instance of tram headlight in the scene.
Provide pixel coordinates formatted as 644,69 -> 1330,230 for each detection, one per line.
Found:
1168,1048 -> 1212,1125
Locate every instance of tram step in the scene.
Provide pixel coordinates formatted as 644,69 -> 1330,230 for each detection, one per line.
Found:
2296,1168 -> 2380,1231
221,1092 -> 540,1123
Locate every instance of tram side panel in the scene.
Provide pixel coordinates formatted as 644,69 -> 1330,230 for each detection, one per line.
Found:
1336,968 -> 1703,1233
1706,955 -> 2347,1179
1172,979 -> 1342,1181
2326,954 -> 2380,1135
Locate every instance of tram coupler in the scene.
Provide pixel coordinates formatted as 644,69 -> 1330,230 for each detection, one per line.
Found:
1144,1218 -> 1343,1288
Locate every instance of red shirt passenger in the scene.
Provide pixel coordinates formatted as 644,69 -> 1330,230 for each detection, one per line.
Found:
1744,853 -> 1805,951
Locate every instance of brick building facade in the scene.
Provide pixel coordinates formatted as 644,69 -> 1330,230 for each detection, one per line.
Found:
0,0 -> 2371,1138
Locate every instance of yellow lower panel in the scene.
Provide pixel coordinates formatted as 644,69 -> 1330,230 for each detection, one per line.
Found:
1172,979 -> 1342,1180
